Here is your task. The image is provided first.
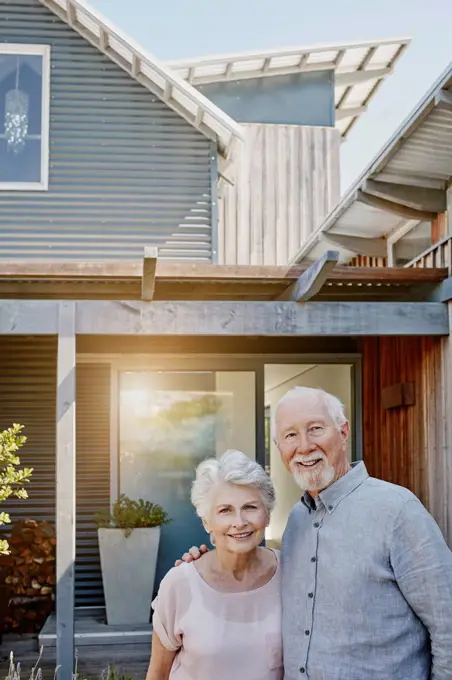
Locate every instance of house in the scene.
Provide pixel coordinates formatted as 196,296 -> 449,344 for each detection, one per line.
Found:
2,0 -> 448,677
293,60 -> 452,549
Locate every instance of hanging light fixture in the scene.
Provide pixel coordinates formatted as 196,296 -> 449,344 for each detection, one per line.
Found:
5,56 -> 29,154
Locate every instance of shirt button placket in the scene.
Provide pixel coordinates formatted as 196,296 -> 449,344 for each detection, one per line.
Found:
301,509 -> 321,677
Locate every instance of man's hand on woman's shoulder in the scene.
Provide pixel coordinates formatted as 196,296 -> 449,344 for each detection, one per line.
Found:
175,544 -> 209,566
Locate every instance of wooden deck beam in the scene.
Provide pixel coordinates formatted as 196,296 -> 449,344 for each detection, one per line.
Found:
141,246 -> 158,301
278,250 -> 340,301
0,300 -> 447,336
0,261 -> 447,284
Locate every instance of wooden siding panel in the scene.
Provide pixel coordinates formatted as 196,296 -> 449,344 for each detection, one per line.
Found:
362,334 -> 452,546
219,124 -> 340,265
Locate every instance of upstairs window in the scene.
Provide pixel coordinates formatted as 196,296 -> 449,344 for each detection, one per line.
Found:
0,44 -> 50,190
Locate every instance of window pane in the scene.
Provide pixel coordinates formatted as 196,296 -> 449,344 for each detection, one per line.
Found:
393,221 -> 431,266
119,370 -> 256,592
0,53 -> 43,183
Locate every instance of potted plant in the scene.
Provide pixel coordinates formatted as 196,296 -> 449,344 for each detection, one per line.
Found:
95,495 -> 170,626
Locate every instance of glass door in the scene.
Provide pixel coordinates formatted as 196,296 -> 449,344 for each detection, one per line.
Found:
118,370 -> 256,591
264,363 -> 354,548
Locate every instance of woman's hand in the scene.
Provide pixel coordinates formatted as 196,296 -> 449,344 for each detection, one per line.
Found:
146,633 -> 177,680
174,544 -> 209,566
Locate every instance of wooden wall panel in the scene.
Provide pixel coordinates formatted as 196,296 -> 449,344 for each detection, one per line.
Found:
218,124 -> 340,265
362,333 -> 452,546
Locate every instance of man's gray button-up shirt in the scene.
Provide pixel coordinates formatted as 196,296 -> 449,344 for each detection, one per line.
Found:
281,462 -> 452,680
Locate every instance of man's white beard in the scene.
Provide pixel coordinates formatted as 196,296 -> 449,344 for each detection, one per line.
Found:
290,453 -> 335,492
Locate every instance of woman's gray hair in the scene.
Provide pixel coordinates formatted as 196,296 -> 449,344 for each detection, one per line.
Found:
191,450 -> 276,521
272,386 -> 347,440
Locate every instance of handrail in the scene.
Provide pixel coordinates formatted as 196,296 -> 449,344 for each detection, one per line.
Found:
405,233 -> 452,274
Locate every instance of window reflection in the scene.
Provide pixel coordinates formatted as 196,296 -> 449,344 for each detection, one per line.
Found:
0,52 -> 43,184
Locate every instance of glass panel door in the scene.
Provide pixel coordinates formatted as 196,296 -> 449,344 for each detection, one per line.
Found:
119,370 -> 255,592
264,363 -> 354,548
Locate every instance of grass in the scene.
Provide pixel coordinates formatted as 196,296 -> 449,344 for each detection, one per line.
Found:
4,649 -> 135,680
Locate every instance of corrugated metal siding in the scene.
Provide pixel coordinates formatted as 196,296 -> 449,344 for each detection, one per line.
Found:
0,0 -> 213,261
75,363 -> 110,607
0,336 -> 56,527
384,104 -> 452,181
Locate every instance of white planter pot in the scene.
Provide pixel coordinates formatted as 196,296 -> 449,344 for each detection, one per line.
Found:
98,527 -> 161,626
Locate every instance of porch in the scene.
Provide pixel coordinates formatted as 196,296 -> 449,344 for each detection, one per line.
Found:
0,256 -> 450,679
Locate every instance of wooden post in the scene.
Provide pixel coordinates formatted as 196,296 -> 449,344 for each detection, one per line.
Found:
141,246 -> 158,301
56,302 -> 76,679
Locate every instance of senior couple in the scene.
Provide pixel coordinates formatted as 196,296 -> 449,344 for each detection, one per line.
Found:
146,386 -> 452,680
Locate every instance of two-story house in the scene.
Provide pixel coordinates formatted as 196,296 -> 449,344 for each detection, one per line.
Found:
2,0 -> 450,675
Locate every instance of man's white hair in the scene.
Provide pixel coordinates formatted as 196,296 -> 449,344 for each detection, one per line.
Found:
191,449 -> 276,521
271,386 -> 347,440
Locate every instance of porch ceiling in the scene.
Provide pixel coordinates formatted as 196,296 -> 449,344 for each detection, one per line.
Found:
0,260 -> 447,302
292,61 -> 452,264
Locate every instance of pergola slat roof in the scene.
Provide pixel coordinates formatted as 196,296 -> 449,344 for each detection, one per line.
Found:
292,61 -> 452,264
0,260 -> 446,302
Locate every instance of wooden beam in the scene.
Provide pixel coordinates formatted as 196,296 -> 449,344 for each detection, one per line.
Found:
335,106 -> 367,122
0,261 -> 447,284
0,300 -> 58,333
0,299 -> 448,336
357,189 -> 436,222
66,0 -> 76,25
99,27 -> 108,52
141,246 -> 158,301
374,172 -> 445,190
56,302 -> 76,680
73,300 -> 448,336
363,179 -> 446,213
322,233 -> 387,257
279,251 -> 340,302
335,67 -> 391,88
429,277 -> 452,303
435,89 -> 452,110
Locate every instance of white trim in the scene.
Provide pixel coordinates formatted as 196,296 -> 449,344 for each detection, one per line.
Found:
0,43 -> 51,192
168,37 -> 410,139
38,0 -> 244,162
109,363 -> 119,507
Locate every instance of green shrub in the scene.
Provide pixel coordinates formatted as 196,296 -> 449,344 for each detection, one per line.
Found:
95,495 -> 171,537
0,424 -> 33,555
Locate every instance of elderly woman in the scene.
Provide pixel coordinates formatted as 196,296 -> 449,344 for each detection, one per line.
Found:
146,449 -> 282,680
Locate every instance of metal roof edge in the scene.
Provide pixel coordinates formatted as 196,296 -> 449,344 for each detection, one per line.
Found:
291,60 -> 452,264
38,0 -> 245,159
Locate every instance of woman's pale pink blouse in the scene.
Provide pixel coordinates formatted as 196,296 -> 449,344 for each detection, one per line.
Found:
152,551 -> 283,680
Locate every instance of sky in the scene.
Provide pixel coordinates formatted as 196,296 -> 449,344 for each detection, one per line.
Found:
91,0 -> 452,193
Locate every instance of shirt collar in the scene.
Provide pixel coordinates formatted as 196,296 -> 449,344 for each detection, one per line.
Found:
301,461 -> 368,513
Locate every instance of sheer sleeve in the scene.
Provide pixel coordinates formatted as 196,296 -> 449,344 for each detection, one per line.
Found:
151,567 -> 185,652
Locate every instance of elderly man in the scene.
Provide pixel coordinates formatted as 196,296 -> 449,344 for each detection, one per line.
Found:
180,386 -> 452,679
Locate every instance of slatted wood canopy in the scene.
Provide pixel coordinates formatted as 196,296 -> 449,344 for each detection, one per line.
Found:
0,258 -> 448,302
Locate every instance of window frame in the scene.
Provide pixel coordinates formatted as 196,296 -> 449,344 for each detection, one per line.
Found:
0,43 -> 51,191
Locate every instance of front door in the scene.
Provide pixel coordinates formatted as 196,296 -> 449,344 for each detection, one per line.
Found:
118,369 -> 256,591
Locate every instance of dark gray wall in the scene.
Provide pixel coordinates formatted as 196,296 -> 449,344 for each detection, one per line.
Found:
0,0 -> 214,260
198,70 -> 335,127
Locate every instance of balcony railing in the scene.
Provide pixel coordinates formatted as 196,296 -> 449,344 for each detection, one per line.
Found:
406,234 -> 452,274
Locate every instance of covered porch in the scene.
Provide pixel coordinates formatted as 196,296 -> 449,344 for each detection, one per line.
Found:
0,256 -> 450,679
